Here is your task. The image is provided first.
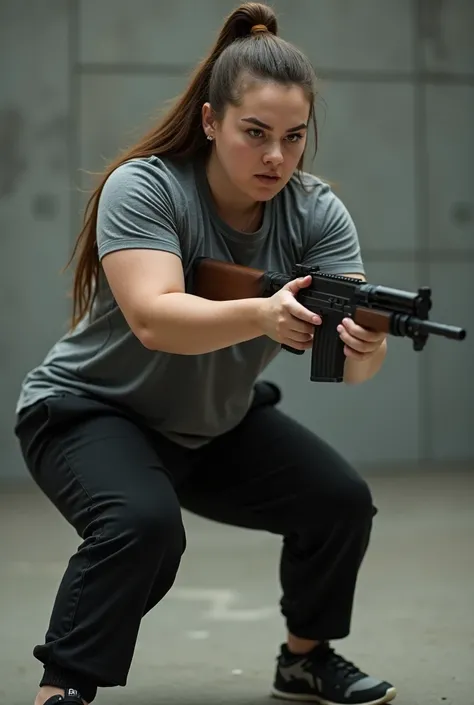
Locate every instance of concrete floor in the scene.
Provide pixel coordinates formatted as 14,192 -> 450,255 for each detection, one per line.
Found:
1,468 -> 473,705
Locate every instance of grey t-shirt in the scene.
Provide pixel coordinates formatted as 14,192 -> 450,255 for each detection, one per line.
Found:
16,154 -> 365,447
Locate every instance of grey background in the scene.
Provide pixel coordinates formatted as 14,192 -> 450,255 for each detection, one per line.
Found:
1,0 -> 473,479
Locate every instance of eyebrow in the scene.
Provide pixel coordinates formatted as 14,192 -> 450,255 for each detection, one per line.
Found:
241,117 -> 308,132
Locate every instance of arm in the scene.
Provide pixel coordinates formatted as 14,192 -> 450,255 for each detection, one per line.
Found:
97,160 -> 263,354
344,338 -> 387,384
101,249 -> 263,354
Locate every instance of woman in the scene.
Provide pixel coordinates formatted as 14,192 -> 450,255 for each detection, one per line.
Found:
14,3 -> 395,705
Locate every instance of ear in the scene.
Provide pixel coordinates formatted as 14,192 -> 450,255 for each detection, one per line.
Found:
201,102 -> 217,139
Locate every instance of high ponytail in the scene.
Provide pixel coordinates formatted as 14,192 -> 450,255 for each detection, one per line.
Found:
66,2 -> 318,329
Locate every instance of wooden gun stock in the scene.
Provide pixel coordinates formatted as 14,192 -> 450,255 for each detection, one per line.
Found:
193,258 -> 266,300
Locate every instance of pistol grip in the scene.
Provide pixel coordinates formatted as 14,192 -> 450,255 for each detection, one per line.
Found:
310,312 -> 346,382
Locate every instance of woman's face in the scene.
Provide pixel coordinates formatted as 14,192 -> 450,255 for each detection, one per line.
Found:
203,81 -> 311,204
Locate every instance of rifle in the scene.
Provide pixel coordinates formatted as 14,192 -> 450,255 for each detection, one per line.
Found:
192,257 -> 467,383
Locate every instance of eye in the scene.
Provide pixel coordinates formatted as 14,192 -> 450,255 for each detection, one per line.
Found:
247,128 -> 265,139
286,133 -> 304,143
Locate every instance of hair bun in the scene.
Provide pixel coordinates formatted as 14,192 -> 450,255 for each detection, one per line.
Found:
250,23 -> 268,35
225,3 -> 278,40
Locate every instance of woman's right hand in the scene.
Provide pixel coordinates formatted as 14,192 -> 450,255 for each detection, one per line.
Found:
257,275 -> 322,350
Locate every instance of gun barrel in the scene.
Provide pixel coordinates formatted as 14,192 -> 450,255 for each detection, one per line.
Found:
419,320 -> 466,340
394,314 -> 466,341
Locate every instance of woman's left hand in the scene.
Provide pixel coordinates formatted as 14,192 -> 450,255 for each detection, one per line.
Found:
337,317 -> 386,361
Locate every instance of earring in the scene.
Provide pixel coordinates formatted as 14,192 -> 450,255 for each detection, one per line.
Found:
207,134 -> 213,141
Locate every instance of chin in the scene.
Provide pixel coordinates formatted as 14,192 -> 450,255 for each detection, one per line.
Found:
253,183 -> 286,201
249,178 -> 287,198
256,191 -> 278,202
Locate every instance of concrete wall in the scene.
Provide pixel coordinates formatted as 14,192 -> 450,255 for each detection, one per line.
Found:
1,0 -> 473,479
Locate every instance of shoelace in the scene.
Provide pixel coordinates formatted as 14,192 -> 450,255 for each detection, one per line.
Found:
310,643 -> 368,679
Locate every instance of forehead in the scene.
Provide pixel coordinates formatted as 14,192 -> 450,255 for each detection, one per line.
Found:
230,80 -> 310,125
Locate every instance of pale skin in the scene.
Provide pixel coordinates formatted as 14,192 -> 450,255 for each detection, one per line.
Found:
35,79 -> 386,705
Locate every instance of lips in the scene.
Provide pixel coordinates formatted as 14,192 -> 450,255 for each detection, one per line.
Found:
255,173 -> 281,182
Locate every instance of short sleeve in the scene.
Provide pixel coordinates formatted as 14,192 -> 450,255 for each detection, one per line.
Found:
96,158 -> 183,262
301,184 -> 365,276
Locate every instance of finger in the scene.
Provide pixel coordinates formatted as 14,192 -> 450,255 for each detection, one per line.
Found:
284,336 -> 314,351
341,317 -> 385,342
288,330 -> 314,343
286,298 -> 322,325
338,326 -> 378,354
343,345 -> 373,360
283,275 -> 312,296
289,319 -> 317,335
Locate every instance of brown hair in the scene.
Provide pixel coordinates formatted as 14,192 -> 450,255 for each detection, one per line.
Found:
66,2 -> 318,328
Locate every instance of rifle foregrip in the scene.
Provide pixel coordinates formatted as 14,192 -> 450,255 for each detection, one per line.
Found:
310,312 -> 346,382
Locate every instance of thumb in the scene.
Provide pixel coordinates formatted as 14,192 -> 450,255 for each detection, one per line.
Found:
283,275 -> 312,296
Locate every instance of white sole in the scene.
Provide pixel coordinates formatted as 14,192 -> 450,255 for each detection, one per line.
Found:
270,685 -> 397,705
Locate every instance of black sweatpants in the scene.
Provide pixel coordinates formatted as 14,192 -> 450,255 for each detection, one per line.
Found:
14,384 -> 377,703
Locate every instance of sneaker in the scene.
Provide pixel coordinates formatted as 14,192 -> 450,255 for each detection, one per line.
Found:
271,642 -> 397,705
44,689 -> 84,704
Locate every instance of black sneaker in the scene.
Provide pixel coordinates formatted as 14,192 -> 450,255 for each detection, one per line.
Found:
44,689 -> 84,704
271,642 -> 397,704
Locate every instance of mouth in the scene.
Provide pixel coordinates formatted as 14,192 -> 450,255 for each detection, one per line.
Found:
255,173 -> 281,185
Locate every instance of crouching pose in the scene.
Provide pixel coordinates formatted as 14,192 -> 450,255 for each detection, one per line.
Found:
15,3 -> 395,705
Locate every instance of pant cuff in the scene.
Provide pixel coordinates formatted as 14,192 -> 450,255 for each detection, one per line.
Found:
40,665 -> 98,703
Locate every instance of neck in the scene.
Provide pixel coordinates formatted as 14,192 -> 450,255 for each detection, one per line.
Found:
205,151 -> 262,232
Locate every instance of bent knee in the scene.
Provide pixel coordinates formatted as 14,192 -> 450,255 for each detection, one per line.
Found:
345,476 -> 376,521
303,475 -> 375,526
111,498 -> 185,557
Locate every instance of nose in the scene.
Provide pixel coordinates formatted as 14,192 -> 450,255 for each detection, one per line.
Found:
263,141 -> 284,166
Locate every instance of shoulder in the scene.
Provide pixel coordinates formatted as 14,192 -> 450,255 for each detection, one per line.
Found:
278,170 -> 363,274
281,170 -> 350,227
275,169 -> 358,245
99,155 -> 194,215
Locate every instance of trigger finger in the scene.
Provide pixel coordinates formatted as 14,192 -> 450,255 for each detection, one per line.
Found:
292,303 -> 322,325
